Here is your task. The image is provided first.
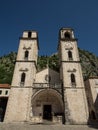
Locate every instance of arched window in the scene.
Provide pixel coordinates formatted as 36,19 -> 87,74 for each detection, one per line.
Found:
71,73 -> 76,86
20,72 -> 26,86
64,32 -> 71,39
68,51 -> 73,60
24,50 -> 29,60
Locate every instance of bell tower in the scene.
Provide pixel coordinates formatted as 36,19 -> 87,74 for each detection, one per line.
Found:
4,31 -> 39,122
58,28 -> 89,124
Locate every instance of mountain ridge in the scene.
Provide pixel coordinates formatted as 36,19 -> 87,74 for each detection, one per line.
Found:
0,49 -> 98,84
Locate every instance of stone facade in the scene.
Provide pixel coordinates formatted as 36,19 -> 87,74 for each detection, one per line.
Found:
85,77 -> 98,120
3,28 -> 98,124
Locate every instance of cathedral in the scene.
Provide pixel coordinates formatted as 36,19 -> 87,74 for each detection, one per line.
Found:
3,28 -> 98,124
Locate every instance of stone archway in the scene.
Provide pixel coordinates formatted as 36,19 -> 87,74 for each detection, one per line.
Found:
31,89 -> 64,124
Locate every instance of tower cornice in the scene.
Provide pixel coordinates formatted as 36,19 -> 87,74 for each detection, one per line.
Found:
59,38 -> 78,41
60,61 -> 80,63
19,37 -> 39,50
15,60 -> 37,69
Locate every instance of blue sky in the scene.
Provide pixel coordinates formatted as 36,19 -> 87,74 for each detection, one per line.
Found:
0,0 -> 98,56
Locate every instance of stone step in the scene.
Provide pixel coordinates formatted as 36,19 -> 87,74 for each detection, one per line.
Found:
0,123 -> 98,130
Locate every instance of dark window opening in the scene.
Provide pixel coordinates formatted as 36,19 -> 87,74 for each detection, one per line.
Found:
24,50 -> 29,60
20,72 -> 26,86
28,31 -> 32,38
64,32 -> 71,39
68,51 -> 73,60
5,91 -> 8,95
0,90 -> 2,95
71,74 -> 76,86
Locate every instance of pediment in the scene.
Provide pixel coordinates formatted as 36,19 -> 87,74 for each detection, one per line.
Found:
35,68 -> 60,84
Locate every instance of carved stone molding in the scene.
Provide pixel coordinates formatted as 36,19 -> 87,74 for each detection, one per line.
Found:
19,68 -> 28,71
65,47 -> 73,50
67,68 -> 76,73
23,46 -> 31,50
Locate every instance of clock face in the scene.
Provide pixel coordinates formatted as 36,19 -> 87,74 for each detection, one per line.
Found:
65,42 -> 73,48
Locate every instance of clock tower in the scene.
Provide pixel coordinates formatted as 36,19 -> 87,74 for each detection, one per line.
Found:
4,31 -> 39,122
58,28 -> 89,124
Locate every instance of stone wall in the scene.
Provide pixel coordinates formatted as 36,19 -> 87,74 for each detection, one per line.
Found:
4,87 -> 32,122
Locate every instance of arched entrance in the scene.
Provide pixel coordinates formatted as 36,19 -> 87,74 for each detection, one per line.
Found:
31,89 -> 64,123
